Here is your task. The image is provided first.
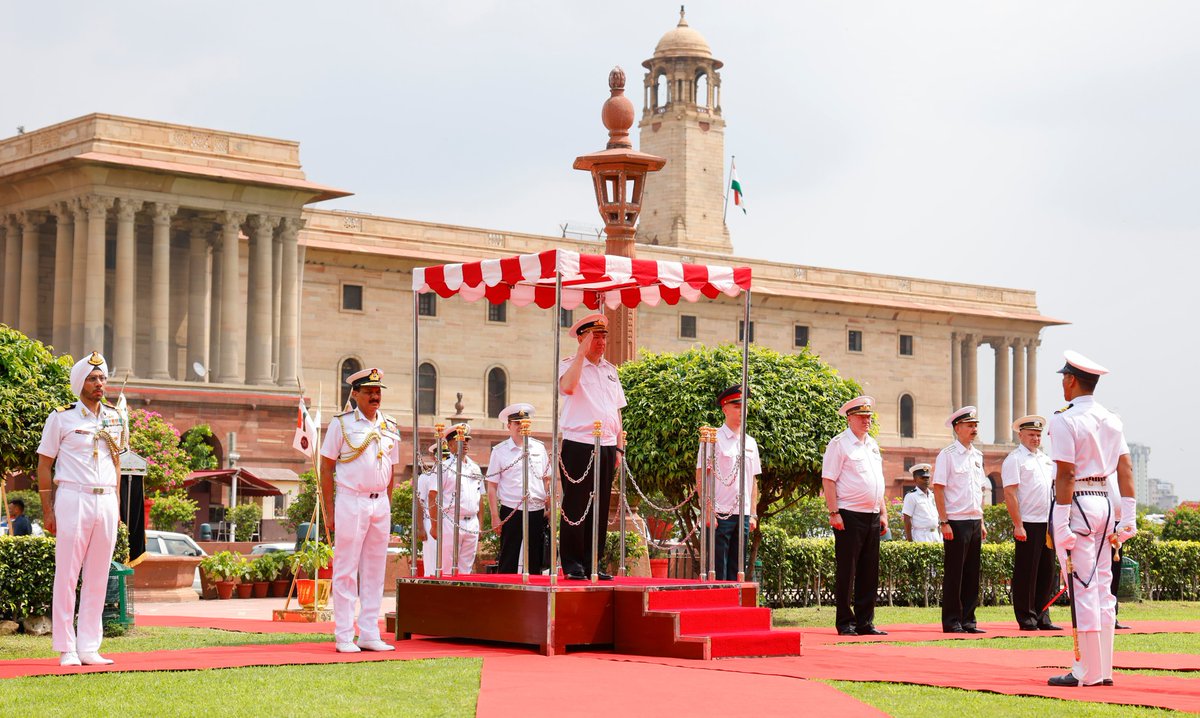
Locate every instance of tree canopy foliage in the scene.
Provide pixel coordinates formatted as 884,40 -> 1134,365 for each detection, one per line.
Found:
0,326 -> 74,477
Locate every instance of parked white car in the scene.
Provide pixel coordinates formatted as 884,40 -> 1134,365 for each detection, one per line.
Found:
143,530 -> 206,594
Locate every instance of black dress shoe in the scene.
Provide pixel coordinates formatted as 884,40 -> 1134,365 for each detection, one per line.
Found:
565,572 -> 588,580
1102,679 -> 1114,686
1048,672 -> 1079,687
836,628 -> 858,636
596,572 -> 614,581
858,627 -> 888,636
1019,625 -> 1040,632
944,626 -> 966,634
1037,623 -> 1063,631
1115,621 -> 1131,630
964,627 -> 987,634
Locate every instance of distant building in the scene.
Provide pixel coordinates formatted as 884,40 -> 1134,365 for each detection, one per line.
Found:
1129,442 -> 1152,500
1148,478 -> 1178,512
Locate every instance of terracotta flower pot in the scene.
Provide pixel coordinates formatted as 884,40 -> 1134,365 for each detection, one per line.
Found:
270,579 -> 290,597
215,580 -> 235,600
649,557 -> 669,579
252,581 -> 269,598
235,582 -> 254,599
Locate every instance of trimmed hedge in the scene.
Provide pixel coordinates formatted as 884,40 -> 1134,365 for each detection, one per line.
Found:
0,523 -> 130,620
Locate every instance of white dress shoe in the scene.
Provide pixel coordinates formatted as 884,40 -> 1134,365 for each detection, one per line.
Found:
357,639 -> 395,652
60,652 -> 82,667
335,641 -> 361,653
78,652 -> 113,665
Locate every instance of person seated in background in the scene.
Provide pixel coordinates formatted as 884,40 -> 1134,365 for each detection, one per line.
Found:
7,498 -> 33,536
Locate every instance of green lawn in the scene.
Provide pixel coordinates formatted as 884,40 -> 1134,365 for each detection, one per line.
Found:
0,626 -> 332,660
903,632 -> 1199,655
772,601 -> 1200,628
6,660 -> 481,718
830,680 -> 1186,717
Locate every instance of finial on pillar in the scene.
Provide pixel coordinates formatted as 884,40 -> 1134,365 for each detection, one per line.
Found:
679,5 -> 687,25
603,66 -> 635,150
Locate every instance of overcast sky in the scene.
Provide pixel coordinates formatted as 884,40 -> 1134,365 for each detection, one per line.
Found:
4,1 -> 1196,500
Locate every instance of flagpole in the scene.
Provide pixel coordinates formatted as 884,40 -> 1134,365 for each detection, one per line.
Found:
722,155 -> 734,223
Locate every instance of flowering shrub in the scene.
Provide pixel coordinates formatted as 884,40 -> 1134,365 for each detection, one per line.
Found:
128,409 -> 192,494
1161,504 -> 1200,542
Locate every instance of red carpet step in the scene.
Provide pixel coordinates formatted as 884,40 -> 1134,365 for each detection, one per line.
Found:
615,584 -> 802,660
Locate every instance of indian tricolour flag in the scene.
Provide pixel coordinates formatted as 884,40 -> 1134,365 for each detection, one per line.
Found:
730,163 -> 746,214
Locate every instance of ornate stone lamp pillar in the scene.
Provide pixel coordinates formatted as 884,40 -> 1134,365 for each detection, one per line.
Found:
573,67 -> 666,365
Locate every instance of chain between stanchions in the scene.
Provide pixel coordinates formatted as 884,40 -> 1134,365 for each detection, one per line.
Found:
559,490 -> 596,526
558,449 -> 596,485
621,456 -> 696,511
618,491 -> 700,551
711,455 -> 744,487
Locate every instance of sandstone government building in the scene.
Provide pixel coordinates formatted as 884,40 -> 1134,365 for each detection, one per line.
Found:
0,14 -> 1063,520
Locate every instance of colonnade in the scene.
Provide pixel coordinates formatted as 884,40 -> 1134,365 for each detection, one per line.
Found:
951,332 -> 1040,444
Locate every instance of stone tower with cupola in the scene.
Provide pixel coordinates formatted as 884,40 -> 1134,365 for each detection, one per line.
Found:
635,8 -> 732,254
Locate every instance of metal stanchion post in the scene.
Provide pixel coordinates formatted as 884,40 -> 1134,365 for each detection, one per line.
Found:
434,422 -> 445,578
698,427 -> 709,581
590,420 -> 602,584
618,430 -> 627,577
520,418 -> 532,584
707,427 -> 717,581
452,424 -> 465,577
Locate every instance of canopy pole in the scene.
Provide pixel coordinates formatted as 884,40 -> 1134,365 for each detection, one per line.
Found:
737,289 -> 752,588
549,271 -> 563,586
411,292 -> 421,576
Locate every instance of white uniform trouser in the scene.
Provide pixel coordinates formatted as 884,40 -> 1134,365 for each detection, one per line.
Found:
332,490 -> 391,644
911,526 -> 942,543
438,515 -> 479,575
52,487 -> 118,653
1055,493 -> 1116,684
421,514 -> 438,577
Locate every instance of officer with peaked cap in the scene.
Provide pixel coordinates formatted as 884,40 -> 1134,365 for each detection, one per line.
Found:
695,385 -> 762,581
486,403 -> 551,574
428,423 -> 486,575
1002,414 -> 1061,631
416,441 -> 447,577
558,312 -> 627,580
933,405 -> 989,633
1046,351 -> 1135,687
36,351 -> 125,666
902,464 -> 941,543
821,396 -> 888,636
319,367 -> 400,653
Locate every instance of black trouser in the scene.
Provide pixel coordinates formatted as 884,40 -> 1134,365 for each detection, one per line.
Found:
714,516 -> 750,582
1111,546 -> 1123,617
497,505 -> 546,575
942,518 -> 982,631
834,509 -> 881,632
1011,521 -> 1056,628
559,439 -> 615,576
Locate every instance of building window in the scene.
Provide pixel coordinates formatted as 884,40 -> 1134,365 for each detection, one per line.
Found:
899,394 -> 914,438
794,325 -> 809,348
559,308 -> 573,329
848,329 -> 863,353
680,315 -> 697,339
339,358 -> 362,410
418,363 -> 437,415
487,302 -> 507,323
418,293 -> 437,317
738,320 -> 755,344
903,456 -> 916,471
342,284 -> 363,312
486,367 -> 507,418
899,334 -> 914,356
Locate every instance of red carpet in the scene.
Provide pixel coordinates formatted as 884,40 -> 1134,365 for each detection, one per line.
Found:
801,619 -> 1200,645
136,614 -> 340,634
476,654 -> 888,717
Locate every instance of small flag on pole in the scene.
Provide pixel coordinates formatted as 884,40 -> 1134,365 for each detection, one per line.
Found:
730,162 -> 746,214
114,391 -> 129,449
293,400 -> 317,455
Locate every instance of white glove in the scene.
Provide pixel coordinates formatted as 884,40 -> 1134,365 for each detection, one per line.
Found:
1116,496 -> 1137,542
1052,504 -> 1076,552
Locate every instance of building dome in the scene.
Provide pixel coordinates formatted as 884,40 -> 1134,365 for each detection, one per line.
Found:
649,8 -> 719,65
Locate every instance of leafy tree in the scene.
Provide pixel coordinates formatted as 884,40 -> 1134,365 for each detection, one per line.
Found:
619,344 -> 862,561
769,495 -> 831,538
128,409 -> 192,494
0,326 -> 74,477
286,470 -> 320,532
983,503 -> 1015,544
180,425 -> 219,471
148,491 -> 200,533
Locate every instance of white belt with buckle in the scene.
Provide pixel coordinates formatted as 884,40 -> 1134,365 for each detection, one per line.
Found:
55,483 -> 116,495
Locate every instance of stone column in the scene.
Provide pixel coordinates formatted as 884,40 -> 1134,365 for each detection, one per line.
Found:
17,211 -> 43,335
82,196 -> 114,355
991,337 -> 1012,444
50,203 -> 74,352
962,333 -> 978,407
209,236 -> 222,379
69,199 -> 88,357
146,203 -> 178,379
186,220 -> 212,382
271,227 -> 283,374
1026,338 -> 1039,415
277,217 -> 304,387
950,332 -> 962,410
1012,337 -> 1027,428
1,217 -> 19,327
216,211 -> 246,383
111,199 -> 143,378
246,214 -> 279,385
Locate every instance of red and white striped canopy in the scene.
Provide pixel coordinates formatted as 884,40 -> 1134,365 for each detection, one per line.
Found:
412,249 -> 752,310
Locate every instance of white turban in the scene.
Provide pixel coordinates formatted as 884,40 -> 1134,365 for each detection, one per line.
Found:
71,351 -> 108,397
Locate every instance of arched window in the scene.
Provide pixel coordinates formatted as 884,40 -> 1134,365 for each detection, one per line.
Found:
899,394 -> 914,438
486,367 -> 508,419
656,73 -> 669,109
339,358 -> 362,410
418,363 -> 437,416
695,71 -> 709,108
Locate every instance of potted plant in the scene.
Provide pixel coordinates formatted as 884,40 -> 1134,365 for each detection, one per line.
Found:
199,551 -> 240,599
603,530 -> 648,577
256,552 -> 290,597
249,554 -> 276,598
290,541 -> 334,608
234,555 -> 254,599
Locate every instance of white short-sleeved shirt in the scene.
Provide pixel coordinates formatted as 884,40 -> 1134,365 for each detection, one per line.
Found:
486,437 -> 549,511
37,402 -> 123,488
1046,395 -> 1130,479
558,356 -> 626,446
1001,444 -> 1055,523
433,456 -> 485,518
695,424 -> 762,516
417,469 -> 438,530
902,487 -> 940,533
932,441 -> 986,520
319,409 -> 401,493
821,428 -> 885,513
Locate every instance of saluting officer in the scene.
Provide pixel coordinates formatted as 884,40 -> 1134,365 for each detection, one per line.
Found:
1002,415 -> 1061,632
558,313 -> 626,581
822,396 -> 888,636
319,367 -> 400,654
902,464 -> 941,543
933,406 -> 989,634
1047,351 -> 1136,687
36,352 -> 125,667
695,385 -> 762,582
486,403 -> 551,574
428,423 -> 486,575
